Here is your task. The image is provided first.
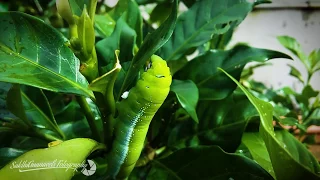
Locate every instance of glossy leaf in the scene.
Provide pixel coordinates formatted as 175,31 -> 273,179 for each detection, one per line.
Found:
219,68 -> 320,180
170,80 -> 199,123
288,64 -> 304,84
22,86 -> 64,137
89,51 -> 121,95
118,0 -> 178,99
175,45 -> 292,100
0,148 -> 27,168
7,85 -> 62,141
168,95 -> 259,152
148,146 -> 273,179
242,132 -> 275,178
0,138 -> 105,180
96,16 -> 136,67
94,14 -> 116,38
0,12 -> 94,98
158,0 -> 252,61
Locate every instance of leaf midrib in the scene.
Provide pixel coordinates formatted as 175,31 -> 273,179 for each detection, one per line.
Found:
0,43 -> 93,98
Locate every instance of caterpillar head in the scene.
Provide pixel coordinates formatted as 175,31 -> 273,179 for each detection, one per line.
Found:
137,55 -> 172,103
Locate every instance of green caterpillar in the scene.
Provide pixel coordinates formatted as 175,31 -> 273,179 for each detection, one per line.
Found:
106,55 -> 172,179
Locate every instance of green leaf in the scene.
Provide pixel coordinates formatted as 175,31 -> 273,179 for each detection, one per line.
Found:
6,85 -> 29,127
0,2 -> 8,12
94,14 -> 116,38
0,148 -> 27,168
210,23 -> 235,50
0,138 -> 105,180
148,146 -> 273,179
219,68 -> 320,180
106,0 -> 142,45
109,0 -> 129,20
279,117 -> 307,133
89,52 -> 121,95
170,80 -> 199,123
175,45 -> 292,100
135,0 -> 169,5
254,0 -> 272,6
158,0 -> 252,61
124,0 -> 143,46
68,0 -> 90,17
0,82 -> 15,120
288,64 -> 304,84
0,12 -> 94,98
21,86 -> 65,139
149,2 -> 173,25
169,95 -> 258,152
296,85 -> 319,108
118,0 -> 178,99
242,132 -> 275,178
56,101 -> 91,139
277,36 -> 309,69
77,6 -> 95,58
7,85 -> 63,140
309,49 -> 320,72
96,16 -> 136,67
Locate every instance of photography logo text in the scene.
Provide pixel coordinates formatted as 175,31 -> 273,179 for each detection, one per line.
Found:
10,159 -> 96,176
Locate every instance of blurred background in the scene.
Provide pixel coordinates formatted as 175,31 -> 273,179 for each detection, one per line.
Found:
229,0 -> 320,92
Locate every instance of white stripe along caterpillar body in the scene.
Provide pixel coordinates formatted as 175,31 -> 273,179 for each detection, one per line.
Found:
106,55 -> 172,179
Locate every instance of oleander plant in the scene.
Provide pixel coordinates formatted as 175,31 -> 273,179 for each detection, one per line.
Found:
0,0 -> 319,179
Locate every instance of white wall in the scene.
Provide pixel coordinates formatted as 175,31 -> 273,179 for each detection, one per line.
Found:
229,4 -> 320,92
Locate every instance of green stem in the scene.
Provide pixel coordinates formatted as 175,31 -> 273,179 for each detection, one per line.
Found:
306,72 -> 312,85
36,131 -> 62,142
69,24 -> 78,39
79,47 -> 99,82
76,96 -> 103,142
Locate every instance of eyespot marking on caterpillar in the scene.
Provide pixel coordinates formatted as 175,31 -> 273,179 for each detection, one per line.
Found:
156,75 -> 165,78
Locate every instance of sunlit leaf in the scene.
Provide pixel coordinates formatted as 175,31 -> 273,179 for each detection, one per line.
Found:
0,12 -> 93,98
219,68 -> 320,180
158,0 -> 252,61
0,138 -> 105,180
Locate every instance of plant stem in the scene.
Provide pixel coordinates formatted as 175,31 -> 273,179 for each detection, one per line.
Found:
76,96 -> 103,142
80,47 -> 99,82
306,72 -> 312,85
